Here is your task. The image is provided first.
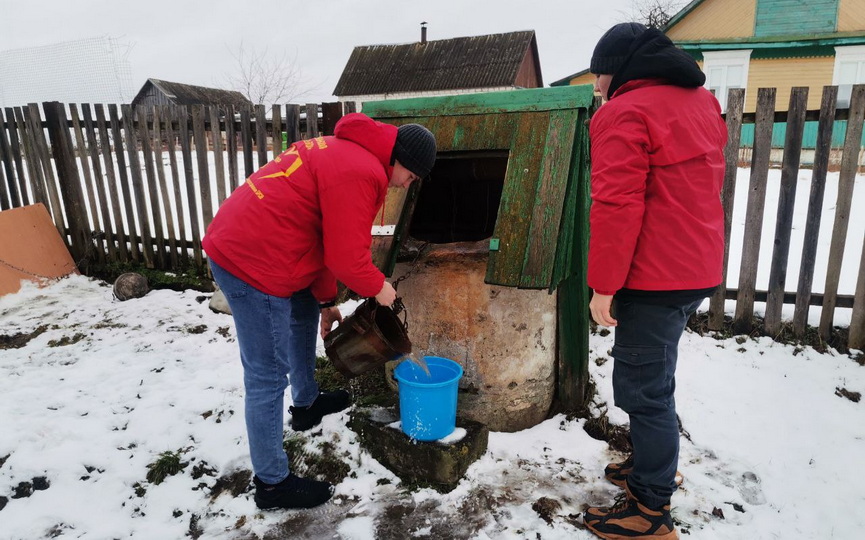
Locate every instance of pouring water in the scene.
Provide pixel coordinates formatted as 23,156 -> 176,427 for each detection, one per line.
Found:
401,352 -> 431,378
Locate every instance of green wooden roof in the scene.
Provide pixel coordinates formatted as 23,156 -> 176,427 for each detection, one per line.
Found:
362,85 -> 595,118
363,85 -> 595,291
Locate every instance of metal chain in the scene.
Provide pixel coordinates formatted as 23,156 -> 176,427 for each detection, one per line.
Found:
391,241 -> 429,292
0,256 -> 72,281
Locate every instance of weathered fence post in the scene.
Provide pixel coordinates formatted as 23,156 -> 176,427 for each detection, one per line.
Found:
851,243 -> 865,349
764,87 -> 808,335
240,107 -> 254,178
225,105 -> 239,190
793,85 -> 838,336
285,104 -> 301,146
68,104 -> 105,264
177,105 -> 203,268
321,102 -> 343,136
819,84 -> 865,340
20,106 -> 58,228
709,88 -> 745,330
254,104 -> 267,167
121,104 -> 154,268
305,103 -> 319,138
109,104 -> 141,263
43,101 -> 91,264
0,108 -> 25,208
733,88 -> 776,335
271,104 -> 283,158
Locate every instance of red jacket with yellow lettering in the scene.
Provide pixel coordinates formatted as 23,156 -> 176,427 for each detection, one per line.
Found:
202,113 -> 395,301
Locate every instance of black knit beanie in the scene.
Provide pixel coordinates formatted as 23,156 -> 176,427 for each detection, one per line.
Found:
392,124 -> 437,178
590,22 -> 648,74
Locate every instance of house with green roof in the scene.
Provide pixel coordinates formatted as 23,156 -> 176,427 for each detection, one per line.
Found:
552,0 -> 865,148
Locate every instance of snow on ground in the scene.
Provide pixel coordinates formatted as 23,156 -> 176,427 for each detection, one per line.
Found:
1,275 -> 863,539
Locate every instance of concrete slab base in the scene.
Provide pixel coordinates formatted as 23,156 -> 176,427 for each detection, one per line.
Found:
348,406 -> 488,492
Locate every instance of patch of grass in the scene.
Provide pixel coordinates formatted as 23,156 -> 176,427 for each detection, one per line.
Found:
145,450 -> 187,485
284,433 -> 350,485
88,261 -> 214,293
209,469 -> 252,500
0,325 -> 48,350
132,482 -> 146,497
688,311 -> 849,354
47,333 -> 87,347
314,355 -> 348,393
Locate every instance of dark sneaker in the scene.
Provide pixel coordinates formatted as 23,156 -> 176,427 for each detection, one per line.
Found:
605,455 -> 683,489
289,390 -> 351,431
584,487 -> 678,539
253,473 -> 333,509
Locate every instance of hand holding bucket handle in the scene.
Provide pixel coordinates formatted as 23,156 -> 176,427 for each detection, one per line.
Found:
375,280 -> 397,307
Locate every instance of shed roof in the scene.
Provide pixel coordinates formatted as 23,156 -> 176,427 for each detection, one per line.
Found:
333,30 -> 542,96
131,78 -> 252,107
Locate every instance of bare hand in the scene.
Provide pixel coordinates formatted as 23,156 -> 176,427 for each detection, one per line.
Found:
589,292 -> 617,327
319,306 -> 343,339
374,281 -> 397,307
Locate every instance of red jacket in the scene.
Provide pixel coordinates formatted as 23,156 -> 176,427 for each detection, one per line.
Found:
203,113 -> 395,300
588,79 -> 727,295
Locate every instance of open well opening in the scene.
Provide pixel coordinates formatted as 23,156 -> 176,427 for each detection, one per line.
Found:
408,151 -> 509,244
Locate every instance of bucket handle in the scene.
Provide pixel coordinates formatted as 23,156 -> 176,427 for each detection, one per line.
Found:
370,297 -> 409,332
392,297 -> 409,332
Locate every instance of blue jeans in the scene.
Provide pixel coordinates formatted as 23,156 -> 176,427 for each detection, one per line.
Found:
209,260 -> 320,484
611,297 -> 703,509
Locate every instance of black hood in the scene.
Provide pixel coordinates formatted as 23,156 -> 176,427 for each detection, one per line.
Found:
608,28 -> 706,99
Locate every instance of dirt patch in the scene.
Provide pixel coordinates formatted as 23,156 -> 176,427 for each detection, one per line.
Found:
47,333 -> 87,347
0,325 -> 48,349
835,387 -> 861,403
209,469 -> 252,500
10,476 -> 50,499
583,413 -> 632,454
533,496 -> 562,524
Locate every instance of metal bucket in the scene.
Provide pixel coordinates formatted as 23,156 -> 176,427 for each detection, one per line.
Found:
324,298 -> 412,378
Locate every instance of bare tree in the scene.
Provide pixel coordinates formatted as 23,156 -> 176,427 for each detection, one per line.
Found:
624,0 -> 689,29
223,41 -> 312,104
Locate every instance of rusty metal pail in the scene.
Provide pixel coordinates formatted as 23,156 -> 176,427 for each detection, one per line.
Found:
324,298 -> 412,378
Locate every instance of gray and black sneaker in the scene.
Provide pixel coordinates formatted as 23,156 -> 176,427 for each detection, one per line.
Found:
289,390 -> 351,431
253,473 -> 333,510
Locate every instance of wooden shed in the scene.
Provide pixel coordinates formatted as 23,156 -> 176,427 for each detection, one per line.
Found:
334,30 -> 543,104
361,85 -> 594,430
130,78 -> 252,110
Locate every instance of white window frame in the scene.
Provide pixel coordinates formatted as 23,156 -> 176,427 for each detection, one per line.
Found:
833,45 -> 865,109
702,50 -> 752,111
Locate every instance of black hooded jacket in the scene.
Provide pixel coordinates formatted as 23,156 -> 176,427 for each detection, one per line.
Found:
608,28 -> 706,99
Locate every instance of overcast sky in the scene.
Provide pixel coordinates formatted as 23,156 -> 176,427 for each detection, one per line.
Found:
1,0 -> 638,104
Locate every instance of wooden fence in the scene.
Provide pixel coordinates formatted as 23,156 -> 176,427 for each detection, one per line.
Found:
0,100 -> 355,271
708,86 -> 865,348
0,89 -> 863,348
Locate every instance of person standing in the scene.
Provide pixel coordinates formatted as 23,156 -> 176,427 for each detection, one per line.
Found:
583,23 -> 727,539
203,113 -> 436,510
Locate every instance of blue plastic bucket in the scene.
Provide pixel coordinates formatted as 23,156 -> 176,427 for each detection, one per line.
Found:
394,356 -> 463,441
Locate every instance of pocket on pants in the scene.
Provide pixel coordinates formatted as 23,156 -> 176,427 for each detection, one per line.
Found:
612,344 -> 670,412
210,262 -> 250,299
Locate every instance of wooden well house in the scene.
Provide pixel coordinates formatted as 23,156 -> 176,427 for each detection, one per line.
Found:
362,85 -> 594,432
